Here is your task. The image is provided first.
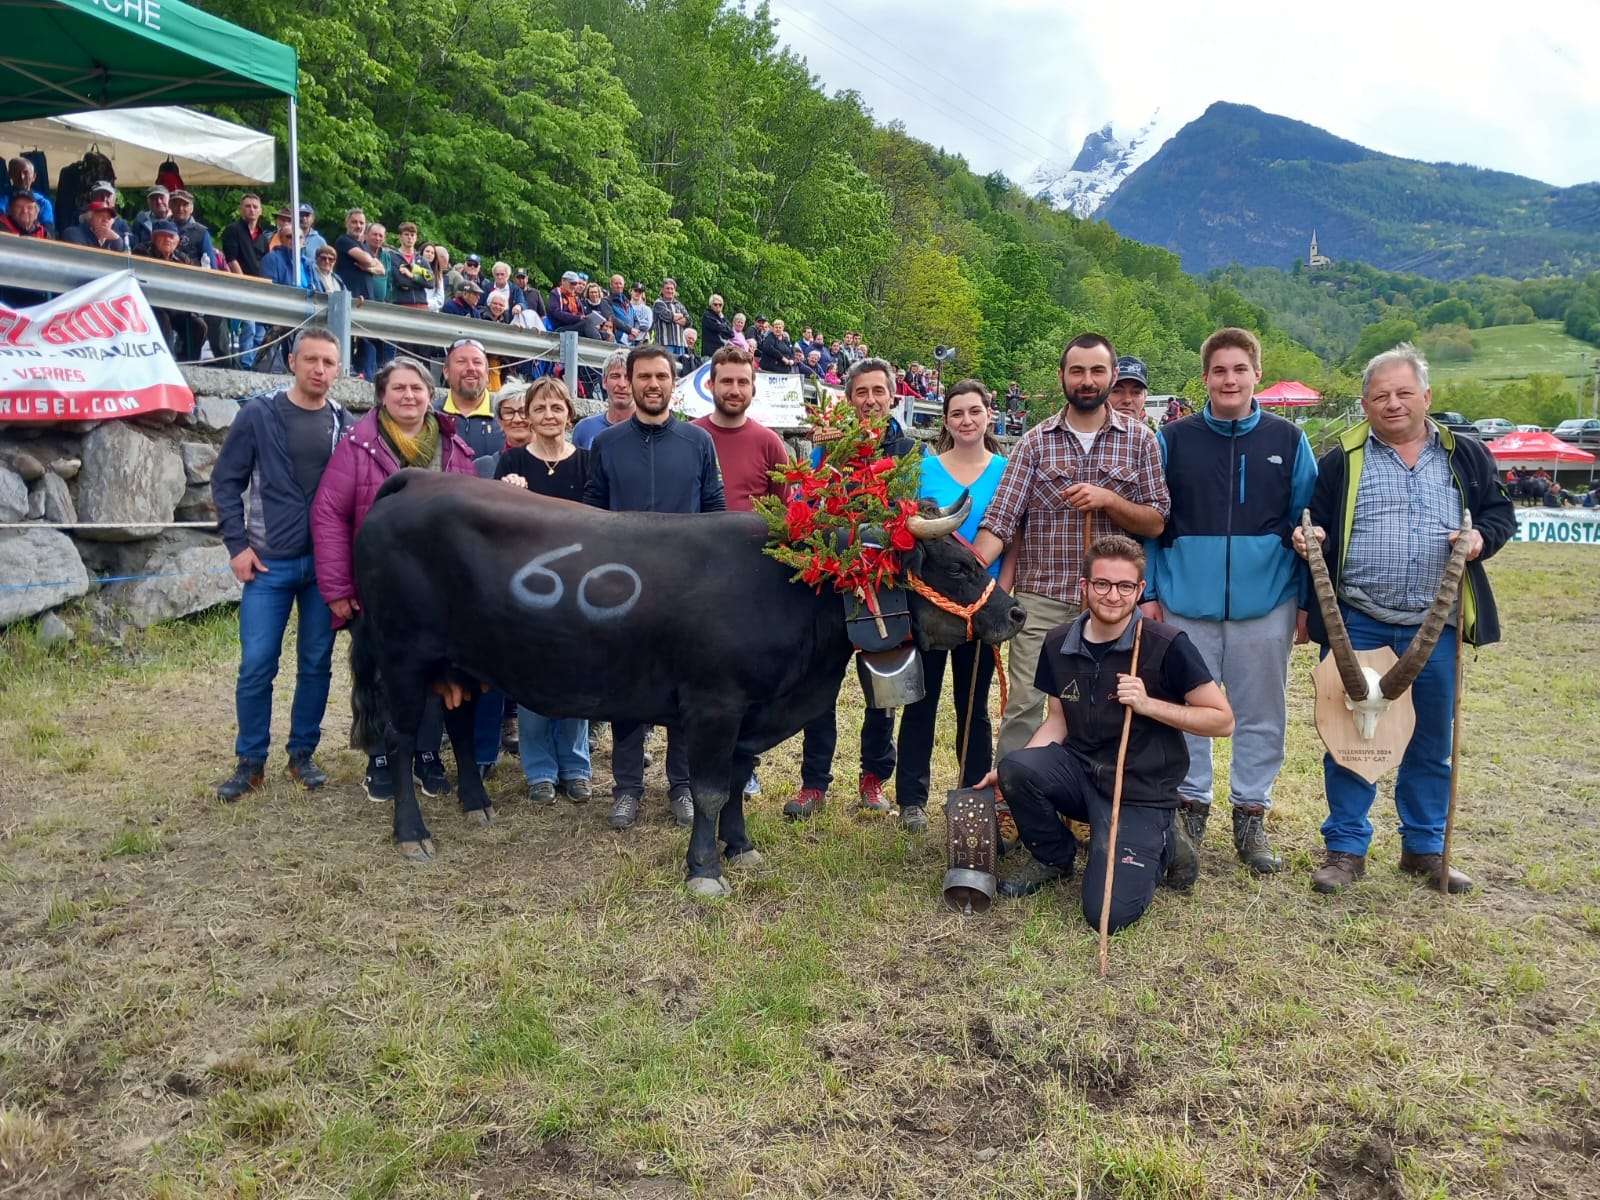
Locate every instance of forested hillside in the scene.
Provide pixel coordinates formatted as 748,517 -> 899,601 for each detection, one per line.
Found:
1099,103 -> 1600,280
194,0 -> 1345,402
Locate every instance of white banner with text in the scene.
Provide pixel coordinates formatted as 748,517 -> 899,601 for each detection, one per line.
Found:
1512,507 -> 1600,545
673,363 -> 808,429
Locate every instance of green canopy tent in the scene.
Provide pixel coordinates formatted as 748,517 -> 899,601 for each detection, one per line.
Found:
1,0 -> 304,278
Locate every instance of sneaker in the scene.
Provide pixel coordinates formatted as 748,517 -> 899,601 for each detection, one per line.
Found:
529,780 -> 557,805
1311,851 -> 1366,894
607,791 -> 642,829
1180,801 -> 1209,848
500,715 -> 519,752
413,752 -> 452,798
999,855 -> 1070,899
784,787 -> 826,821
858,773 -> 891,814
364,755 -> 394,803
216,758 -> 265,803
286,750 -> 327,790
743,772 -> 761,797
669,785 -> 695,827
899,805 -> 929,833
563,778 -> 592,804
1164,812 -> 1199,891
1232,804 -> 1281,874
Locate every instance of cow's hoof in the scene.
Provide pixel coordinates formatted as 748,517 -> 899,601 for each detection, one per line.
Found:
686,875 -> 733,899
726,848 -> 764,869
465,806 -> 493,829
397,838 -> 436,862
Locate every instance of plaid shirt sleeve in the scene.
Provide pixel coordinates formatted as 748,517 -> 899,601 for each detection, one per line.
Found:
979,434 -> 1034,541
1129,424 -> 1171,518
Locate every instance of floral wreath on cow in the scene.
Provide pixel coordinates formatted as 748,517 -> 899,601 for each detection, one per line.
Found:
755,394 -> 922,631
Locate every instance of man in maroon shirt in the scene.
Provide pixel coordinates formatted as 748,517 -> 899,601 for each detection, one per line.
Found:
690,345 -> 790,511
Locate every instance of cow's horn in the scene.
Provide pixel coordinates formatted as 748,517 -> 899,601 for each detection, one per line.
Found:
907,491 -> 971,540
1378,509 -> 1472,700
1302,509 -> 1369,703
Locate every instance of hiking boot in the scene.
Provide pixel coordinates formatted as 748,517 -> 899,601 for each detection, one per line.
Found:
563,778 -> 592,804
858,773 -> 891,814
217,758 -> 265,803
669,785 -> 695,827
528,780 -> 557,805
364,755 -> 394,803
899,805 -> 929,833
413,752 -> 452,798
999,855 -> 1070,899
1398,850 -> 1474,894
500,715 -> 519,752
1180,800 -> 1209,848
784,787 -> 826,821
1311,851 -> 1366,894
607,791 -> 642,829
1232,804 -> 1281,874
1164,812 -> 1199,892
286,751 -> 327,790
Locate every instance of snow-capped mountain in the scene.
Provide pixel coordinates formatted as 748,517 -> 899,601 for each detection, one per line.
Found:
1029,113 -> 1170,217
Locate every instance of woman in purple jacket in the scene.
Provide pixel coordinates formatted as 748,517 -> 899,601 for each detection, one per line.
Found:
311,356 -> 477,802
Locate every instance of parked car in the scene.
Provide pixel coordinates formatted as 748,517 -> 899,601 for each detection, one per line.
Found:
1434,411 -> 1480,438
1552,418 -> 1600,447
1515,424 -> 1542,433
1473,417 -> 1516,437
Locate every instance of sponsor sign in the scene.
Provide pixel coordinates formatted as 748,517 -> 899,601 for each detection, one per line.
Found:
0,273 -> 194,422
673,362 -> 808,428
1512,507 -> 1600,545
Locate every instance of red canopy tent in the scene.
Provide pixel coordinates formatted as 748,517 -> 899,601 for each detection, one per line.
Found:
1256,380 -> 1322,406
1485,431 -> 1595,464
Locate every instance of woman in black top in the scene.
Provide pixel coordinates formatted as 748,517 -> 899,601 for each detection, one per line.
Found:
493,378 -> 594,802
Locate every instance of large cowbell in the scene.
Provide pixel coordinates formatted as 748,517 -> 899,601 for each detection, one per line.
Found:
845,587 -> 924,707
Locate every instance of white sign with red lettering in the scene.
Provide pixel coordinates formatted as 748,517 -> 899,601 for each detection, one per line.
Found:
0,272 -> 194,422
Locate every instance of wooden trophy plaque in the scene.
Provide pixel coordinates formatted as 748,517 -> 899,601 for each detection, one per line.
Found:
1312,646 -> 1416,783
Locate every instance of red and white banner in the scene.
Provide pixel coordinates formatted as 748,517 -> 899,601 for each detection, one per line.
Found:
0,273 -> 194,422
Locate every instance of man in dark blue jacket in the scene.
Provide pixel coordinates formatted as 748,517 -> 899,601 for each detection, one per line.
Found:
585,345 -> 725,828
211,328 -> 355,801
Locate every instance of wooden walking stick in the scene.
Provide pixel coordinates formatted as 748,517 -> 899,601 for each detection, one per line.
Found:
1439,593 -> 1468,897
1098,618 -> 1144,977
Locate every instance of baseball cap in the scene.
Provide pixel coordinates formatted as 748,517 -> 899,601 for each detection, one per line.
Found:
754,314 -> 769,323
85,198 -> 117,215
457,279 -> 483,295
90,180 -> 116,195
465,253 -> 481,265
298,202 -> 314,215
560,270 -> 581,283
170,189 -> 194,203
151,219 -> 180,235
146,184 -> 169,198
514,267 -> 529,277
1115,356 -> 1149,388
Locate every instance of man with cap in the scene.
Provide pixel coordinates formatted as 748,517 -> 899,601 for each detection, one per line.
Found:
513,267 -> 548,324
60,198 -> 128,252
2,159 -> 55,233
298,203 -> 327,270
134,220 -> 205,352
130,185 -> 172,248
1110,356 -> 1150,422
166,190 -> 217,266
440,278 -> 485,320
0,189 -> 48,240
78,181 -> 133,241
548,270 -> 586,332
461,253 -> 485,293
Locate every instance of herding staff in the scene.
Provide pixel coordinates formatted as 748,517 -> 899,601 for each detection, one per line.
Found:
1439,591 -> 1467,897
1098,617 -> 1144,977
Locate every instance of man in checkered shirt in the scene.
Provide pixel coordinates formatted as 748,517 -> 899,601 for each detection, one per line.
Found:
972,333 -> 1170,761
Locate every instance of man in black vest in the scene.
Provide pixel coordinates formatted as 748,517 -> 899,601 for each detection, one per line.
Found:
988,535 -> 1233,932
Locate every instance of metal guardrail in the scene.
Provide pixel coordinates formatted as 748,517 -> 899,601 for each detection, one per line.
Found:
0,236 -> 617,377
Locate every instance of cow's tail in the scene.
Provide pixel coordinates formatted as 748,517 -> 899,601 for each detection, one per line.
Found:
347,611 -> 388,754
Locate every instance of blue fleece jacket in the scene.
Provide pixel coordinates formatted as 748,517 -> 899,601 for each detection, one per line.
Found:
1145,403 -> 1316,622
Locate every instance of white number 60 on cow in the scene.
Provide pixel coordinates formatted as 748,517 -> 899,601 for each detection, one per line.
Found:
510,543 -> 643,622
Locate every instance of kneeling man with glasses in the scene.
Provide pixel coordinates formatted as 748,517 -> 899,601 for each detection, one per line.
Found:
980,535 -> 1234,931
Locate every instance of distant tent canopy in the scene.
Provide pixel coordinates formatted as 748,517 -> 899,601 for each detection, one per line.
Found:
1256,380 -> 1321,407
1486,431 -> 1595,465
0,107 -> 275,187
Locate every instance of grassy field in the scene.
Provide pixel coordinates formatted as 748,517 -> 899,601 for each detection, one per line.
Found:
1429,321 -> 1596,394
2,544 -> 1598,1199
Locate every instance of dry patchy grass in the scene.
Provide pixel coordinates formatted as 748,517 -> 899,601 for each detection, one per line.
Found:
1,544 -> 1597,1198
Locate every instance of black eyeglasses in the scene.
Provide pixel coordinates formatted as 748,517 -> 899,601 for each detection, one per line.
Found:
498,406 -> 530,421
1086,579 -> 1140,597
448,338 -> 485,353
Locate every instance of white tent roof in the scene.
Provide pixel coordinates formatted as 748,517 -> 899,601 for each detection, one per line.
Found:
0,105 -> 274,188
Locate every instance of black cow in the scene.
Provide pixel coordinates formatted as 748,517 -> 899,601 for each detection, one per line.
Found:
348,470 -> 1024,895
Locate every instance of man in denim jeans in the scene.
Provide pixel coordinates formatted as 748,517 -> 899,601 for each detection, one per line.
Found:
212,328 -> 356,800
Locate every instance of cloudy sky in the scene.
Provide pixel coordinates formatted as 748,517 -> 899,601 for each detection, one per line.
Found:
767,0 -> 1600,189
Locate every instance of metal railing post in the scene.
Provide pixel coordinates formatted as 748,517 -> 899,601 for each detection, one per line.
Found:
327,291 -> 353,375
560,330 -> 578,388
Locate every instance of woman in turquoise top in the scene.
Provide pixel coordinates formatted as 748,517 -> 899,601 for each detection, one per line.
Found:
894,380 -> 1010,830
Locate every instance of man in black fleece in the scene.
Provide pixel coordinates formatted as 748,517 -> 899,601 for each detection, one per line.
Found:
585,344 -> 726,829
211,328 -> 356,801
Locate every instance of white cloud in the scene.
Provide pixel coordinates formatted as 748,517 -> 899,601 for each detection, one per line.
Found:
768,0 -> 1600,187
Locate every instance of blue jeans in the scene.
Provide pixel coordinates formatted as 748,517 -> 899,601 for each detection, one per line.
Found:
471,689 -> 504,768
352,338 -> 377,382
236,320 -> 261,370
235,554 -> 335,762
1321,605 -> 1457,856
518,707 -> 591,784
